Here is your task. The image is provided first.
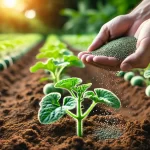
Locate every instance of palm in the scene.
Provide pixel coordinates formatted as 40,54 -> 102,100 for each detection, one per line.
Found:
78,15 -> 145,71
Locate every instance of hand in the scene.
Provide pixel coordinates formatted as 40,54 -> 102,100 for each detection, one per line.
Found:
121,19 -> 150,71
78,15 -> 150,71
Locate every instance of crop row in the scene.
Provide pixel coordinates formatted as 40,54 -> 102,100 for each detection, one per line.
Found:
0,34 -> 42,71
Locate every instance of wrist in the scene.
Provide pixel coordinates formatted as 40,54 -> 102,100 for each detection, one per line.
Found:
129,0 -> 150,22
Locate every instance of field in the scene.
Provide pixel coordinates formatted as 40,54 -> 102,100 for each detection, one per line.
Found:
0,35 -> 150,150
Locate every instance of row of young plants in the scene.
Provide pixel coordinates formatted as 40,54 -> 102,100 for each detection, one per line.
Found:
0,34 -> 42,71
30,34 -> 121,137
117,66 -> 150,96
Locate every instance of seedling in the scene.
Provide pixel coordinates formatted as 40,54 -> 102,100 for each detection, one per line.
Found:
124,72 -> 135,81
145,85 -> 150,97
38,77 -> 121,137
30,56 -> 84,94
144,68 -> 150,96
130,76 -> 145,87
116,71 -> 126,77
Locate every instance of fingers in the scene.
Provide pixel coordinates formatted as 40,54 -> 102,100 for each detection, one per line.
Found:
121,37 -> 150,71
78,51 -> 90,59
135,19 -> 150,48
87,24 -> 110,52
92,56 -> 120,66
87,15 -> 133,52
78,52 -> 120,69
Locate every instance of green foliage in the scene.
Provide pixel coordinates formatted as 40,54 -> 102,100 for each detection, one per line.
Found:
130,76 -> 145,87
38,92 -> 76,124
145,85 -> 150,97
116,71 -> 126,77
61,34 -> 96,51
0,34 -> 42,71
38,77 -> 121,137
84,88 -> 121,109
144,70 -> 150,79
124,72 -> 135,81
61,0 -> 140,33
43,83 -> 63,95
30,35 -> 85,95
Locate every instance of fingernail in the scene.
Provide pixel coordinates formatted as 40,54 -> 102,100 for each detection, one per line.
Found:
121,63 -> 133,71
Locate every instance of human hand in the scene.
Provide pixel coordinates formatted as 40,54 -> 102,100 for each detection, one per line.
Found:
121,19 -> 150,71
78,15 -> 150,71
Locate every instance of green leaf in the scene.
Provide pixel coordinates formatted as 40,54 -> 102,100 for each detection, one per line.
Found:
30,61 -> 48,73
63,55 -> 85,68
36,50 -> 60,59
63,96 -> 76,110
84,91 -> 95,98
37,49 -> 72,59
60,9 -> 78,17
40,77 -> 50,82
72,83 -> 92,98
55,77 -> 82,91
38,93 -> 63,124
94,88 -> 121,109
38,93 -> 76,124
83,91 -> 100,102
30,58 -> 69,73
144,70 -> 150,78
62,50 -> 73,56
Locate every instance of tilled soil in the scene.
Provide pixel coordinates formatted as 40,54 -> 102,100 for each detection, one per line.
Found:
0,44 -> 150,150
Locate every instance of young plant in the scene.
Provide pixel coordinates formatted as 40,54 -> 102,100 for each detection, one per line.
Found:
130,76 -> 145,87
144,68 -> 150,96
38,77 -> 121,137
124,72 -> 135,81
30,56 -> 84,94
116,71 -> 126,77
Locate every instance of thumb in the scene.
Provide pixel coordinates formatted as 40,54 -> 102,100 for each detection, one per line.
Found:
121,38 -> 150,71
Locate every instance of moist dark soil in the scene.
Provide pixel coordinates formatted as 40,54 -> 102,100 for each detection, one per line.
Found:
0,44 -> 150,150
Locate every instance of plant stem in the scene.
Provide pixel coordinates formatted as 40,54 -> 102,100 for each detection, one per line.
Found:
82,101 -> 96,118
50,72 -> 57,83
70,90 -> 76,98
76,97 -> 83,137
77,118 -> 83,137
56,66 -> 66,82
66,110 -> 78,119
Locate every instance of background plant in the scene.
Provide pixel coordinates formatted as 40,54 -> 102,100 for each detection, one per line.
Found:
30,35 -> 84,94
61,0 -> 141,33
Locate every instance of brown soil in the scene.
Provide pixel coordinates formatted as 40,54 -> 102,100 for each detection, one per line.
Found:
0,44 -> 150,150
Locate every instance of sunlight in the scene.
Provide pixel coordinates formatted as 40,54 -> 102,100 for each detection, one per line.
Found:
25,10 -> 36,19
2,0 -> 17,8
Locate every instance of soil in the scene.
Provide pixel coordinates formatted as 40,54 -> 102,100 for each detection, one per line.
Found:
0,43 -> 150,150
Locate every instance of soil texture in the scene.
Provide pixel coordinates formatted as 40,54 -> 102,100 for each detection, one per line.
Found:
0,44 -> 150,150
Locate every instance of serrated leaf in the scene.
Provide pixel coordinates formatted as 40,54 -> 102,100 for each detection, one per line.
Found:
55,77 -> 82,91
144,70 -> 150,78
94,88 -> 121,109
72,83 -> 92,98
63,55 -> 85,68
38,93 -> 76,124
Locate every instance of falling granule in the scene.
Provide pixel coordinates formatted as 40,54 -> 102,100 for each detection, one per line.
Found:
94,125 -> 123,140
